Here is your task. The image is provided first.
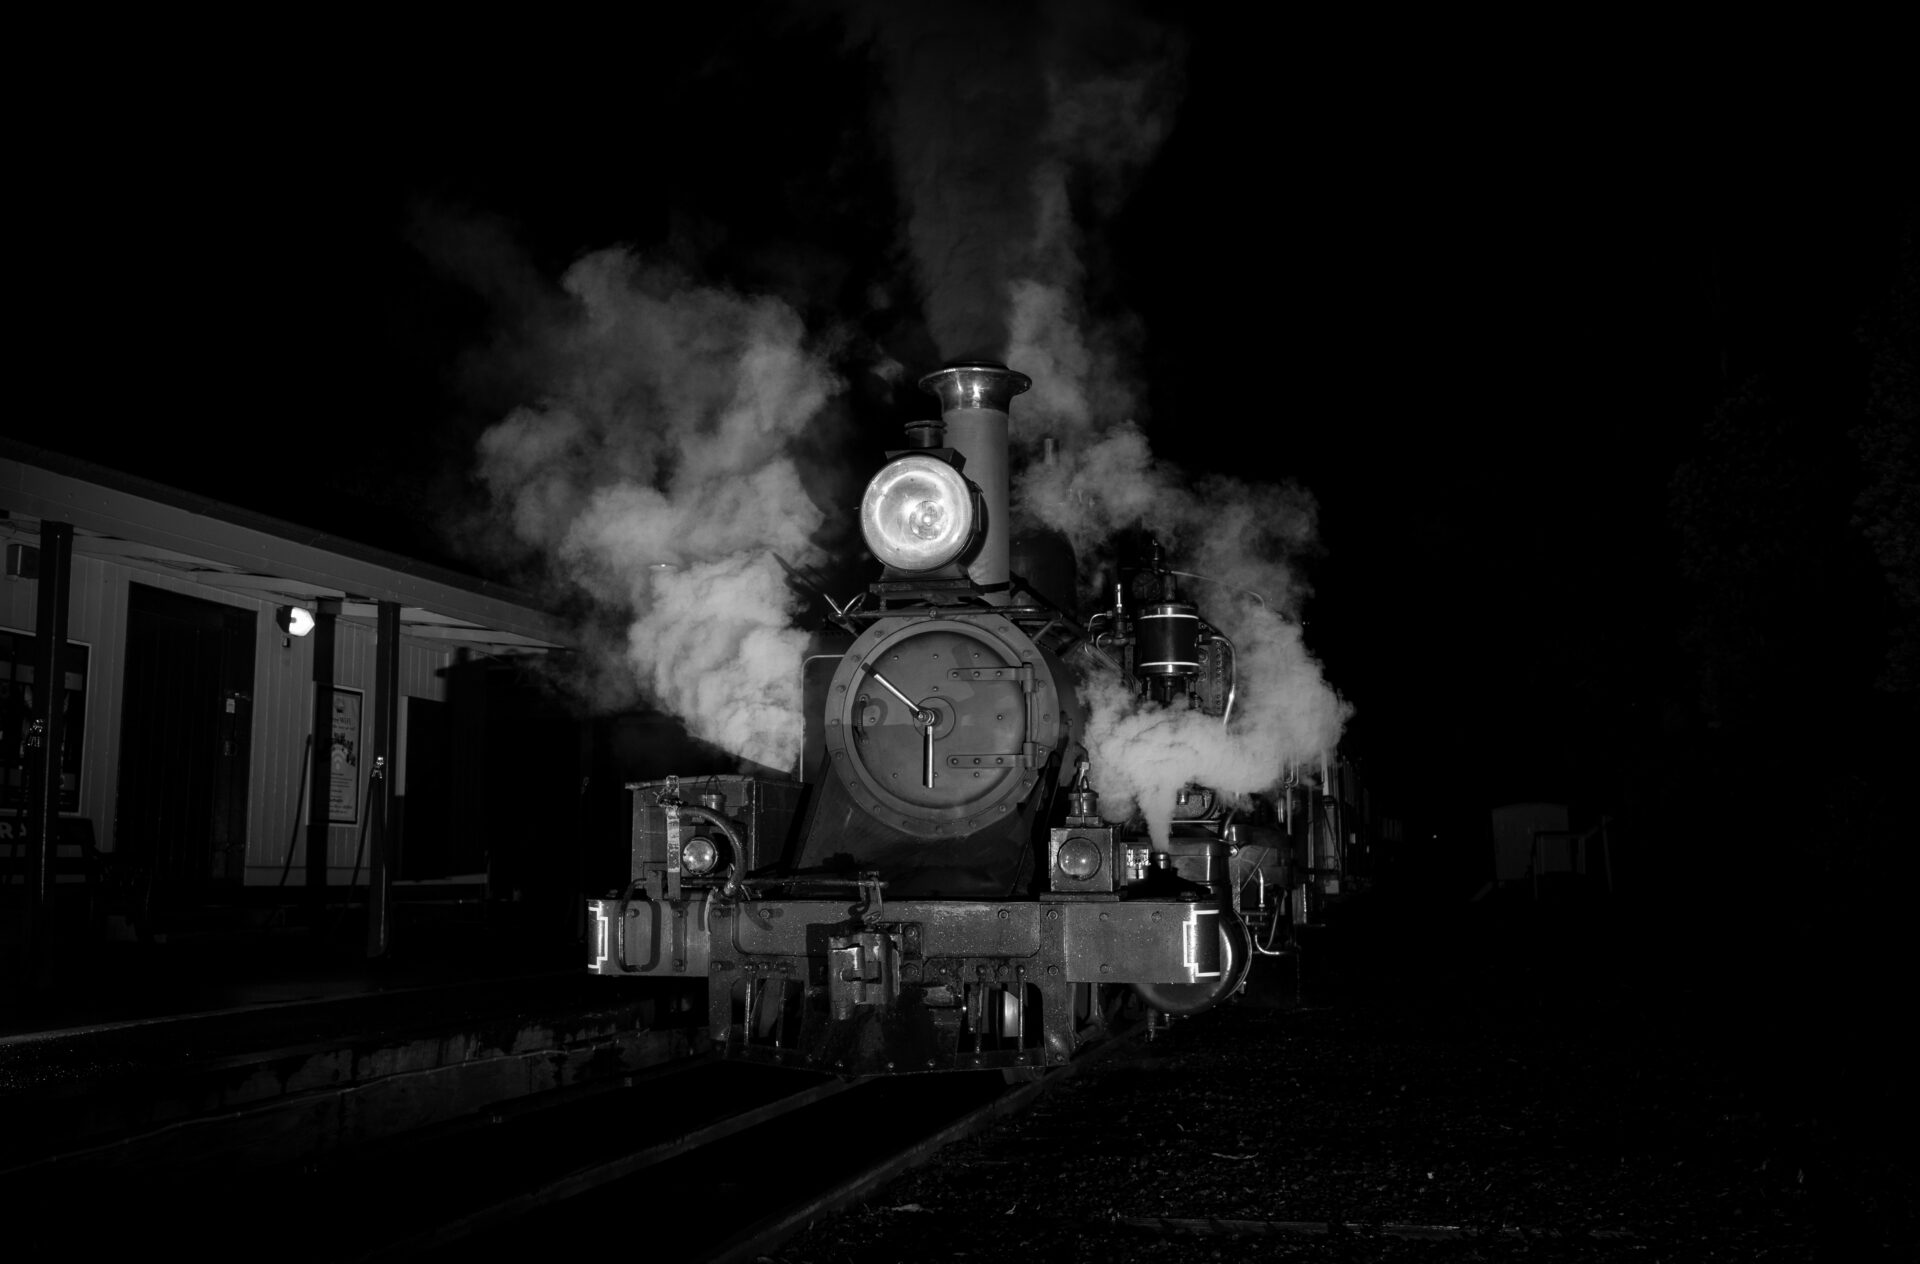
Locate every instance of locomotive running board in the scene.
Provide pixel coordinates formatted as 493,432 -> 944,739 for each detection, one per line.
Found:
587,895 -> 1224,1076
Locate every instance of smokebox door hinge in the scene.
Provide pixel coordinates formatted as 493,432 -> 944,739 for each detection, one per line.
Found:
944,746 -> 1040,770
946,664 -> 1035,687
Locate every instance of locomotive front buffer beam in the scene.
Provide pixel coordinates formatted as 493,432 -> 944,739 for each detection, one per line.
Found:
587,896 -> 1223,1076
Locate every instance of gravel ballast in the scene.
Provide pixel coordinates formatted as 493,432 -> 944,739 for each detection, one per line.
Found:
767,919 -> 1914,1262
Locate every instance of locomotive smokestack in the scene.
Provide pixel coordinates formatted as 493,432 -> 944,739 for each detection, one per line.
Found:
919,361 -> 1030,605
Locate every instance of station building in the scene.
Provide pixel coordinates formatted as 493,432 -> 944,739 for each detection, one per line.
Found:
0,439 -> 579,951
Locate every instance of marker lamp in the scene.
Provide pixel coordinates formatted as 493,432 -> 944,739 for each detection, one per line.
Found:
859,455 -> 976,572
1056,836 -> 1104,880
681,835 -> 720,875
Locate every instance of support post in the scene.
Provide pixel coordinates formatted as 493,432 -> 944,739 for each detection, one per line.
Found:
24,521 -> 74,972
305,608 -> 337,910
366,600 -> 400,958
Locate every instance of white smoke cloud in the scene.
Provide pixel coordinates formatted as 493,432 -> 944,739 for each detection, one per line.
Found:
1005,37 -> 1182,451
990,20 -> 1345,842
852,0 -> 1048,360
1025,423 -> 1348,844
628,555 -> 816,771
475,249 -> 838,770
1081,605 -> 1348,847
1006,276 -> 1138,450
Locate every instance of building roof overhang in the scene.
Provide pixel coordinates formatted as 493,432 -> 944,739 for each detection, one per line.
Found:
0,441 -> 568,655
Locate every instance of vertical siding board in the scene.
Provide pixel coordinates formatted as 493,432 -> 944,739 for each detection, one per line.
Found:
81,558 -> 118,853
251,627 -> 314,885
248,607 -> 301,878
247,605 -> 270,874
98,560 -> 121,853
1,571 -> 33,627
7,537 -> 527,888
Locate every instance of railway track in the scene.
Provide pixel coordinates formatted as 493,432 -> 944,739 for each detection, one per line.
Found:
346,1053 -> 863,1261
379,1028 -> 1143,1264
18,1019 -> 1139,1262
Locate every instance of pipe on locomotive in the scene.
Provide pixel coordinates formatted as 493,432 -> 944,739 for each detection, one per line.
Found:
918,362 -> 1031,606
673,802 -> 748,895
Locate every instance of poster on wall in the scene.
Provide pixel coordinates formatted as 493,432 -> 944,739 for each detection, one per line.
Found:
328,687 -> 362,824
0,627 -> 90,814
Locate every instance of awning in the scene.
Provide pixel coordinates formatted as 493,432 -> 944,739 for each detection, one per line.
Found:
1,441 -> 567,656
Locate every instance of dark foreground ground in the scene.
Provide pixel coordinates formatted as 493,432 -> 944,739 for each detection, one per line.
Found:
770,894 -> 1915,1262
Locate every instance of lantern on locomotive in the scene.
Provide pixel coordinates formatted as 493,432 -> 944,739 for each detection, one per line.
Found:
587,362 -> 1262,1076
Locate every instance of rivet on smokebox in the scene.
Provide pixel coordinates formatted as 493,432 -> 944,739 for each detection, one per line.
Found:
1100,964 -> 1111,974
997,908 -> 1010,920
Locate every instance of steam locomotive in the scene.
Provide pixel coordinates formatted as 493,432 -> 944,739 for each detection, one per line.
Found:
587,363 -> 1359,1075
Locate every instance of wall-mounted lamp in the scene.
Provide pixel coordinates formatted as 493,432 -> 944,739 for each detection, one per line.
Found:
276,606 -> 315,637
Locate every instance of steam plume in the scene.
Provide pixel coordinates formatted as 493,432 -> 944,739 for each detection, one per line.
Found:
474,249 -> 839,770
1006,27 -> 1182,450
857,0 -> 1179,370
857,0 -> 1048,360
971,3 -> 1341,837
1080,607 -> 1349,845
863,0 -> 1346,836
995,30 -> 1347,836
1024,428 -> 1348,844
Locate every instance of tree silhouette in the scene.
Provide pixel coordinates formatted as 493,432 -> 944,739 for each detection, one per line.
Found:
1851,216 -> 1919,696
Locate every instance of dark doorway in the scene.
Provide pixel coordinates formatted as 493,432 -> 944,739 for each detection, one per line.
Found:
397,696 -> 451,879
117,584 -> 255,904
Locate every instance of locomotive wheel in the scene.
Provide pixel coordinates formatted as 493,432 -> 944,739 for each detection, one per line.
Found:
1131,915 -> 1254,1017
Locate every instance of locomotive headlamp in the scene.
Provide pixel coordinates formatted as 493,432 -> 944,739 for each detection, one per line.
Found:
1056,835 -> 1104,880
681,835 -> 720,875
860,454 -> 976,572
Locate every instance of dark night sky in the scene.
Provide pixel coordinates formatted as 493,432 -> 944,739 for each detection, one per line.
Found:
23,8 -> 1914,878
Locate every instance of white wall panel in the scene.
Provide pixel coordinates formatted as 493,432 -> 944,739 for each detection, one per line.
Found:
253,621 -> 452,884
7,559 -> 454,885
250,620 -> 315,884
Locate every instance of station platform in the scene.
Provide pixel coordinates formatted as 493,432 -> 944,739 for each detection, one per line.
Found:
1,918 -> 706,1191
